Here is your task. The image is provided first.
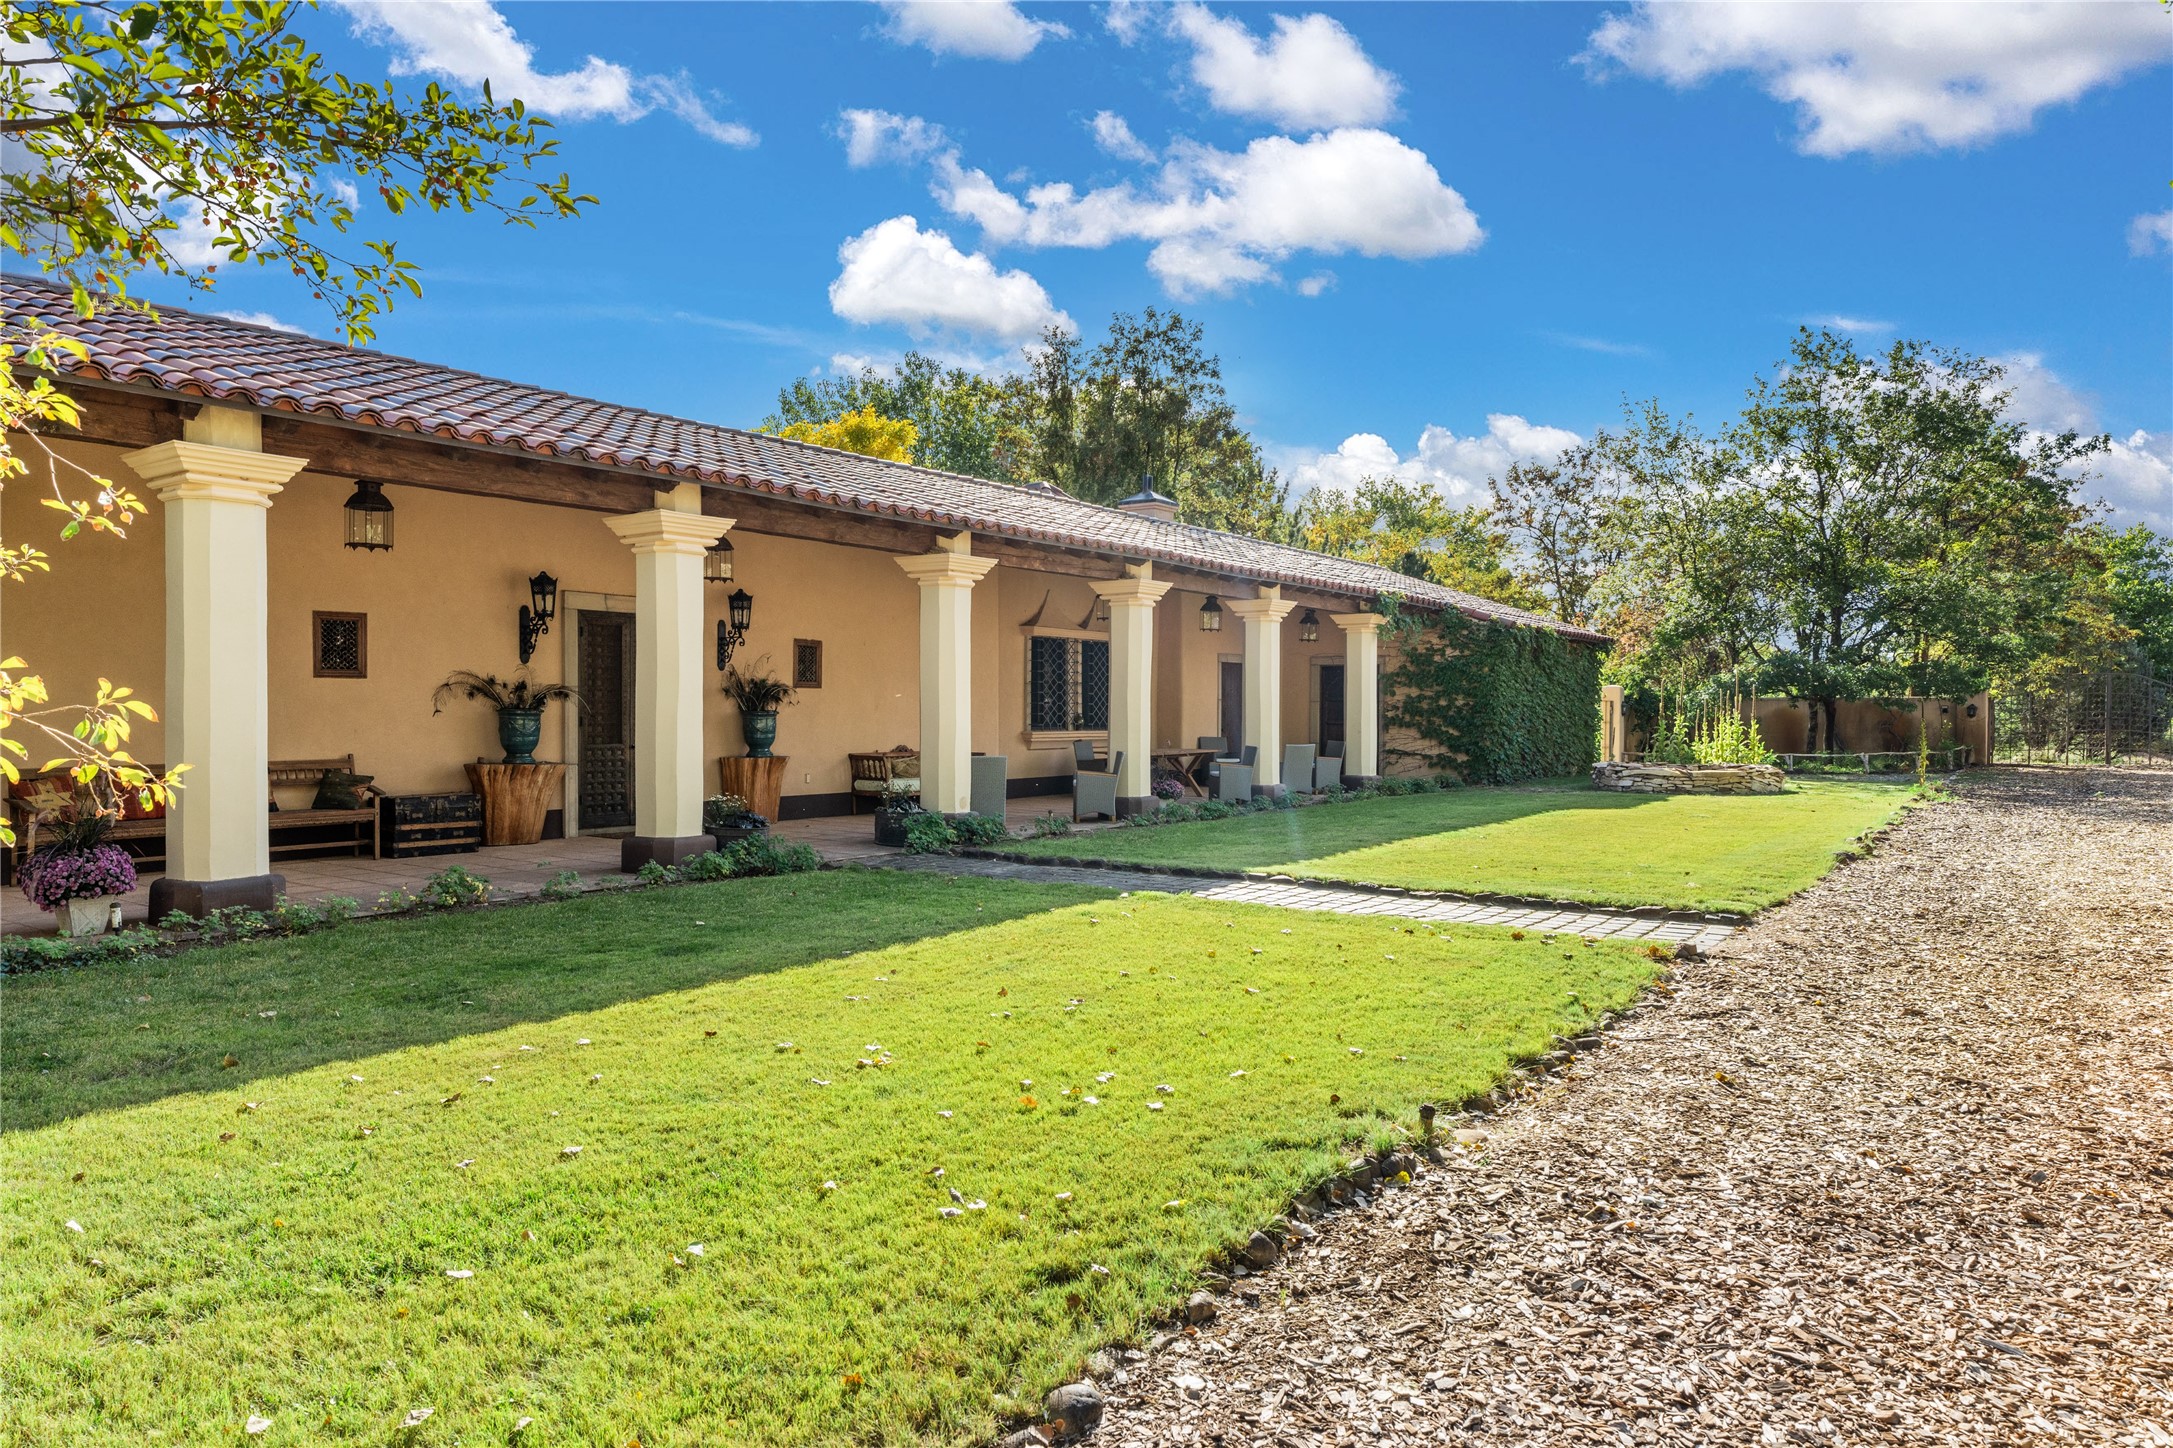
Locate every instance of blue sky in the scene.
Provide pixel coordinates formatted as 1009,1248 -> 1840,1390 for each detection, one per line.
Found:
137,1 -> 2172,526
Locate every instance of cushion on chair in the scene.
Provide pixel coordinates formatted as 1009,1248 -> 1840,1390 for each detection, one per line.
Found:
312,769 -> 376,811
853,776 -> 919,793
9,776 -> 77,821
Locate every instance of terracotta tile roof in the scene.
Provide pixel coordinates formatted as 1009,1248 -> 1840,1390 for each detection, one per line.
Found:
4,276 -> 1603,642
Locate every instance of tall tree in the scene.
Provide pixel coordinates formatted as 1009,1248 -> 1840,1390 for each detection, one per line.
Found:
764,352 -> 1023,479
1,0 -> 589,839
1487,439 -> 1626,625
1295,476 -> 1539,608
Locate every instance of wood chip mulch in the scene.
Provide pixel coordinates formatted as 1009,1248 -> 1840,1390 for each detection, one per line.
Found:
1095,767 -> 2172,1447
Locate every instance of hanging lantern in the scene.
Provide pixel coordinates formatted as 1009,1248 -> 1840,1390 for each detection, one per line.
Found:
704,534 -> 735,585
1199,595 -> 1223,633
341,480 -> 394,552
1298,607 -> 1320,643
717,588 -> 755,671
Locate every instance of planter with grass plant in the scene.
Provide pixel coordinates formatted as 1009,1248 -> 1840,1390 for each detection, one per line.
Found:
430,671 -> 581,765
722,660 -> 796,759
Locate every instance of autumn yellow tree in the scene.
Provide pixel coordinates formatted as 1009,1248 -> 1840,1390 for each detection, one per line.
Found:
770,406 -> 920,462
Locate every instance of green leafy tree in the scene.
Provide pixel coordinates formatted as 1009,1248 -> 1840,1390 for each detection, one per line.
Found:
2089,522 -> 2173,677
1295,476 -> 1539,608
1,0 -> 590,841
1486,440 -> 1626,625
764,352 -> 1024,479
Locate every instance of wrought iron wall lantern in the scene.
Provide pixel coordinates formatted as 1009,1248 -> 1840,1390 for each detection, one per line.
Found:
1199,595 -> 1223,632
342,480 -> 394,552
517,570 -> 558,665
704,534 -> 735,585
1298,607 -> 1320,643
716,587 -> 754,671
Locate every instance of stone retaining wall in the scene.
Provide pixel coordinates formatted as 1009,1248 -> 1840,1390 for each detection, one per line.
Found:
1591,761 -> 1787,795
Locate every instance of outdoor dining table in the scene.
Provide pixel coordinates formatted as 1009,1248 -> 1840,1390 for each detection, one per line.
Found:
1151,747 -> 1221,797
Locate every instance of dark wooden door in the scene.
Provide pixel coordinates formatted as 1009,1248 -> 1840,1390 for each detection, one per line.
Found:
1220,661 -> 1244,752
577,609 -> 635,830
1319,663 -> 1346,755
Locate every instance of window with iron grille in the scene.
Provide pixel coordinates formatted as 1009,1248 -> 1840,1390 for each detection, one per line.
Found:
793,638 -> 823,689
1027,635 -> 1109,731
313,612 -> 367,678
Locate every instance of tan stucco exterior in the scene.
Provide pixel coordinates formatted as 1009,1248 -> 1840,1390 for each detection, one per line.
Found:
6,433 -> 1388,830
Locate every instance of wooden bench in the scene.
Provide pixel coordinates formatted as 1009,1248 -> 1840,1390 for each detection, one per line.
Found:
4,756 -> 380,875
847,748 -> 920,814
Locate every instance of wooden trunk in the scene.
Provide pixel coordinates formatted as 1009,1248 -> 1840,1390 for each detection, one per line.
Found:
466,762 -> 566,846
717,755 -> 788,825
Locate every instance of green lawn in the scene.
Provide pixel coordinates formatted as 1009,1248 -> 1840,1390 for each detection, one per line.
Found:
1013,780 -> 1915,914
2,870 -> 1657,1446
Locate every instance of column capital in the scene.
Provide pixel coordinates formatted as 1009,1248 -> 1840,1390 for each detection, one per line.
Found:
122,440 -> 306,507
606,507 -> 731,555
895,551 -> 997,586
1329,611 -> 1384,635
1228,593 -> 1296,624
1091,576 -> 1172,605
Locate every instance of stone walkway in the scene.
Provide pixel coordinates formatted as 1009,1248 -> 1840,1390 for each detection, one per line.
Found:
878,854 -> 1740,952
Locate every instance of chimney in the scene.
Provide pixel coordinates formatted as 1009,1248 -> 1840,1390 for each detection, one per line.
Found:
1115,475 -> 1179,523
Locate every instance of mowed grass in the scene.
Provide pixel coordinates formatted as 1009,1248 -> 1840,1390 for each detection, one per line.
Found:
2,870 -> 1658,1446
1012,780 -> 1914,914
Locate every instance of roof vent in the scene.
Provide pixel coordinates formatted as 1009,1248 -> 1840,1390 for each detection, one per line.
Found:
1116,478 -> 1179,523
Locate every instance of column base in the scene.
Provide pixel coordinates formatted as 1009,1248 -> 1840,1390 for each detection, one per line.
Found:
151,873 -> 286,922
1115,795 -> 1156,818
621,835 -> 716,871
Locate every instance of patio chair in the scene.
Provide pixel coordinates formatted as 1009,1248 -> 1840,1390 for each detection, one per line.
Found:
1073,751 -> 1124,822
1280,743 -> 1316,795
1215,759 -> 1254,801
1072,738 -> 1107,773
1207,742 -> 1255,794
1314,750 -> 1345,791
1196,735 -> 1226,754
969,754 -> 1008,820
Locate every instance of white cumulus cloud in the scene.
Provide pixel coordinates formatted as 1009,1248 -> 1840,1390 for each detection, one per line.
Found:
877,1 -> 1069,61
1089,111 -> 1157,164
929,127 -> 1482,298
1807,314 -> 1895,335
829,215 -> 1072,345
1995,353 -> 2169,531
337,0 -> 756,145
1284,415 -> 1585,505
1166,3 -> 1400,129
213,310 -> 308,335
840,109 -> 950,168
2128,209 -> 2173,258
1580,1 -> 2172,156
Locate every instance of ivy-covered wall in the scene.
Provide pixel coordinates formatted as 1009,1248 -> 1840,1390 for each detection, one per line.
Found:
1383,608 -> 1605,784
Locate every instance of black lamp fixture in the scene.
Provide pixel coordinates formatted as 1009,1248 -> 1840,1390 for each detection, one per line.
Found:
704,534 -> 735,585
341,480 -> 394,552
518,570 -> 558,664
1298,607 -> 1320,643
1199,594 -> 1223,633
716,587 -> 754,671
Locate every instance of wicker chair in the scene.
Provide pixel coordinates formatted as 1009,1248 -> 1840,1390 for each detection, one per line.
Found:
1071,738 -> 1108,772
1207,743 -> 1255,798
1314,750 -> 1345,791
1280,743 -> 1317,795
1073,751 -> 1124,822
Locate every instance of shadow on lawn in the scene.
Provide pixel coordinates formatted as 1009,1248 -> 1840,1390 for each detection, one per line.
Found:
0,869 -> 1110,1134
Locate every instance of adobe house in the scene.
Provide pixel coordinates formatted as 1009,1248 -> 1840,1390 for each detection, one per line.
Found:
2,278 -> 1603,917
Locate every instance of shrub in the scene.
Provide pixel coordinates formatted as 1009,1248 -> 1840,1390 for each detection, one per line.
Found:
901,813 -> 959,853
679,851 -> 735,882
1385,606 -> 1603,784
722,834 -> 821,876
634,859 -> 679,887
419,865 -> 491,909
0,924 -> 159,975
1158,801 -> 1199,823
950,813 -> 1010,847
1029,813 -> 1073,838
538,869 -> 584,901
1196,799 -> 1234,820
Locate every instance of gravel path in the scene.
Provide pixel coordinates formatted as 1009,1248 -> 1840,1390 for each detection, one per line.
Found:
1093,768 -> 2172,1447
878,857 -> 1740,952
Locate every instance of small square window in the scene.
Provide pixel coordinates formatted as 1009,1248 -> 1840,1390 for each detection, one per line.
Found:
793,638 -> 823,689
313,612 -> 367,678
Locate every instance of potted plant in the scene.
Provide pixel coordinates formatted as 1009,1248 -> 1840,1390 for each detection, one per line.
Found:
872,779 -> 924,847
19,814 -> 137,937
431,671 -> 581,765
722,659 -> 796,759
702,793 -> 769,843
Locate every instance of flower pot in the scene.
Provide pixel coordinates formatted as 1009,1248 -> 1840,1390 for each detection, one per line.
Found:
874,809 -> 914,847
497,707 -> 545,765
57,897 -> 115,938
741,710 -> 779,759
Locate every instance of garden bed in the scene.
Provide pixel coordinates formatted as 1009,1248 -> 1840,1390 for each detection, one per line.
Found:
1590,761 -> 1786,794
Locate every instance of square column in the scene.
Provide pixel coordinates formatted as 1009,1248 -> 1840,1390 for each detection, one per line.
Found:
605,507 -> 732,869
1331,612 -> 1383,780
121,440 -> 310,919
895,538 -> 997,815
1091,565 -> 1172,815
1228,586 -> 1296,792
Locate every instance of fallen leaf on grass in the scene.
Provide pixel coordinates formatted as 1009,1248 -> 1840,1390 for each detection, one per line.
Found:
245,1414 -> 272,1435
64,1219 -> 83,1233
221,1055 -> 239,1069
399,1406 -> 434,1428
445,1269 -> 474,1280
560,1145 -> 583,1158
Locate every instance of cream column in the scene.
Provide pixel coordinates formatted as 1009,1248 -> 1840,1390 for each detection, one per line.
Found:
1227,585 -> 1296,792
1331,612 -> 1383,780
894,534 -> 996,815
121,435 -> 308,918
605,502 -> 731,869
1091,563 -> 1172,814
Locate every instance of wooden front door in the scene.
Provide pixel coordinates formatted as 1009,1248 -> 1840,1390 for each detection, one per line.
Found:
1319,663 -> 1346,756
1219,660 -> 1245,752
577,609 -> 635,830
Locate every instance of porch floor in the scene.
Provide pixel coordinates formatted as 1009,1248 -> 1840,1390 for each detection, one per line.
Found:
4,795 -> 1102,937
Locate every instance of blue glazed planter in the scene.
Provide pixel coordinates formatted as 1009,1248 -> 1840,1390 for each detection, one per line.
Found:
497,707 -> 545,765
741,710 -> 779,759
